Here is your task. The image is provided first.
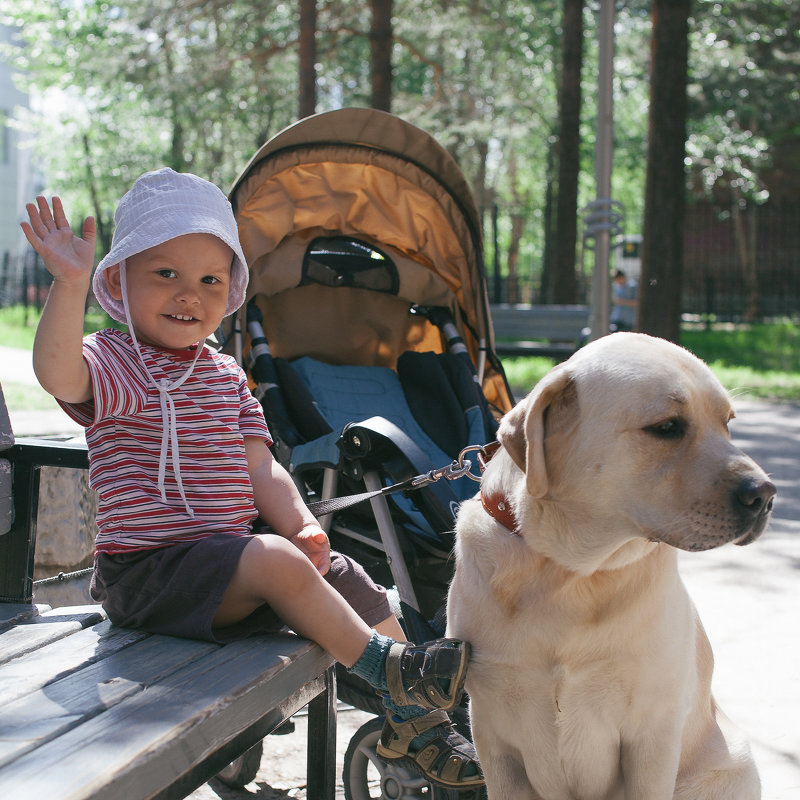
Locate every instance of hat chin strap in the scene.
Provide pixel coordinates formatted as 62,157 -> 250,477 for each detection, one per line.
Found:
119,260 -> 203,517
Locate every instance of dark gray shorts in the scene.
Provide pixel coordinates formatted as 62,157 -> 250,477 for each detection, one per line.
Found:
90,533 -> 391,643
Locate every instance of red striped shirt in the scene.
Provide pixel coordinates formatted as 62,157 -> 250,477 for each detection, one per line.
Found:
59,329 -> 272,554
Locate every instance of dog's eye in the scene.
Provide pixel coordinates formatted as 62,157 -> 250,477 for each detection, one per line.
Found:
644,418 -> 687,439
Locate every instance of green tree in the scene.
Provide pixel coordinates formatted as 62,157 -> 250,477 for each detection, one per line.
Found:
391,0 -> 561,301
686,0 -> 800,320
3,0 -> 299,228
4,0 -> 794,315
688,0 -> 800,204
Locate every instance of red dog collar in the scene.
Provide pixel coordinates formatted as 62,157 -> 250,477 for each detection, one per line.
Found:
477,441 -> 521,536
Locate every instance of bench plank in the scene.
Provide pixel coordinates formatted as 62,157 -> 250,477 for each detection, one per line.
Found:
1,633 -> 331,800
0,603 -> 50,630
0,620 -> 148,704
0,606 -> 106,665
495,340 -> 577,358
490,304 -> 589,359
0,675 -> 143,769
0,633 -> 227,769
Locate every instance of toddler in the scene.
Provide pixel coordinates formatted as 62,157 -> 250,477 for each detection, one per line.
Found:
21,168 -> 482,789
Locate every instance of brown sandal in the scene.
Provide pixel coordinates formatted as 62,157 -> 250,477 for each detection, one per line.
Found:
384,638 -> 470,711
377,710 -> 484,789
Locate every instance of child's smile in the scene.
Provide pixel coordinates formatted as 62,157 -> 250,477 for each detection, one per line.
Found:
105,233 -> 234,349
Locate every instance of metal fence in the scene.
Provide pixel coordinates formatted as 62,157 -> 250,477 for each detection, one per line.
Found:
3,200 -> 799,323
0,250 -> 51,313
683,201 -> 800,321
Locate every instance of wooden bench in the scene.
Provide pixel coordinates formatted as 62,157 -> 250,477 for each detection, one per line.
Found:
490,304 -> 590,360
0,384 -> 337,800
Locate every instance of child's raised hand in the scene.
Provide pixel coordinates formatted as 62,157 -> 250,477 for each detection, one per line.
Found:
290,525 -> 332,576
20,196 -> 96,285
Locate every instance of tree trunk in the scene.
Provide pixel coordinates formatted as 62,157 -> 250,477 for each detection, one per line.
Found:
540,142 -> 557,303
507,214 -> 525,304
298,0 -> 317,119
474,139 -> 489,231
160,26 -> 186,172
553,0 -> 584,304
639,0 -> 691,343
507,150 -> 527,304
731,192 -> 760,322
370,0 -> 392,111
82,134 -> 111,256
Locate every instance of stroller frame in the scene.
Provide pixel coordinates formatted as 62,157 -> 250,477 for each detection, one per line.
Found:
226,108 -> 513,799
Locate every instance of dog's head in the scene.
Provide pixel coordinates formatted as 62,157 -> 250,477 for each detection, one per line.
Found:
497,333 -> 775,565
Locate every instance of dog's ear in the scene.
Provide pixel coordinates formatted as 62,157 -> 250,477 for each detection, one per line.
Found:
496,396 -> 530,473
497,366 -> 574,498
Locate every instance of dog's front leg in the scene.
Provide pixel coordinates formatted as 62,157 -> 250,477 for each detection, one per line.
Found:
620,729 -> 682,800
478,749 -> 542,800
470,718 -> 542,800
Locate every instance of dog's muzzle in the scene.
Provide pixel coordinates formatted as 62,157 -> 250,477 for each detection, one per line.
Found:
732,475 -> 776,546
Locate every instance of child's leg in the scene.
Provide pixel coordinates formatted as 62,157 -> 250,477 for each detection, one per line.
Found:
214,534 -> 482,788
213,534 -> 373,666
215,535 -> 465,702
374,614 -> 406,641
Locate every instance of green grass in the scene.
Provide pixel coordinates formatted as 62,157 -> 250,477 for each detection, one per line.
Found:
682,322 -> 800,403
0,305 -> 113,348
1,381 -> 62,411
500,320 -> 800,404
0,305 -> 41,349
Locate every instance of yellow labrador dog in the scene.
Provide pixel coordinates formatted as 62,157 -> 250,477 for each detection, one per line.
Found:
447,333 -> 774,800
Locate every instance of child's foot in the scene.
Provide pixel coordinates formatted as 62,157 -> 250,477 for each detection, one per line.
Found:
377,710 -> 484,788
384,638 -> 470,711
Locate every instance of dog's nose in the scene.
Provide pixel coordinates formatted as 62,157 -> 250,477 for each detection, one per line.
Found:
736,476 -> 776,516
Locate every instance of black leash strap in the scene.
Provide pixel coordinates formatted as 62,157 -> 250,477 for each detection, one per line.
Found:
306,476 -> 418,518
305,443 -> 489,518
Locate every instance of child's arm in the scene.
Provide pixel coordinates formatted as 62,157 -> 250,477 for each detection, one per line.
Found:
21,196 -> 95,403
245,437 -> 331,575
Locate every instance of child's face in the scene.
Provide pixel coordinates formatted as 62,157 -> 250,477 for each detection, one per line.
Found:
105,233 -> 233,349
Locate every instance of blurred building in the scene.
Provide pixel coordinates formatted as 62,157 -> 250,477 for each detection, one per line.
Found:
1,23 -> 35,261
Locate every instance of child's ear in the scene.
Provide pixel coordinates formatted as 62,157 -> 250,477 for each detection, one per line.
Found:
104,264 -> 123,300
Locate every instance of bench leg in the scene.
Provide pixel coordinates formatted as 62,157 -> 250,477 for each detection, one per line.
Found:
306,665 -> 337,799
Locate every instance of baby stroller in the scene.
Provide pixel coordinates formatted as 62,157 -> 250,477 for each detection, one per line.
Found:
224,108 -> 513,799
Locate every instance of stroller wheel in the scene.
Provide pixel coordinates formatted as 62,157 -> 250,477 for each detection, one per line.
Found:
215,739 -> 263,788
343,716 -> 430,799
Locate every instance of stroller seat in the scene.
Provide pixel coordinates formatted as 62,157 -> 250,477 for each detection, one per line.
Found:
279,353 -> 490,548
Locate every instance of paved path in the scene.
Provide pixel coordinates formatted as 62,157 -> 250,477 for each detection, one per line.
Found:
0,345 -> 84,438
678,400 -> 800,800
2,346 -> 798,798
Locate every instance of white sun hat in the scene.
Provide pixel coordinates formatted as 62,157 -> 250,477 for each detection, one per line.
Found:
92,168 -> 248,323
